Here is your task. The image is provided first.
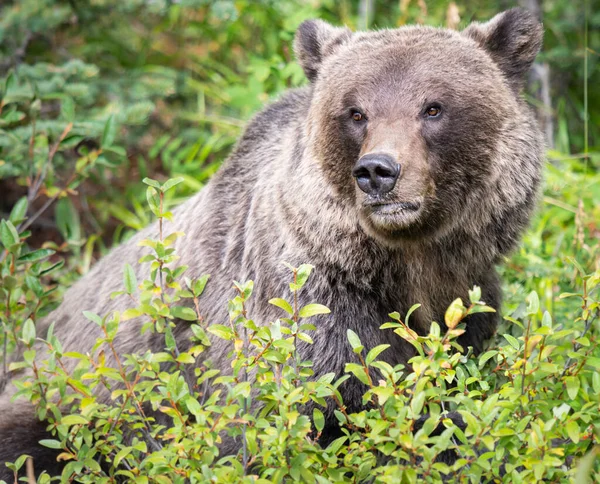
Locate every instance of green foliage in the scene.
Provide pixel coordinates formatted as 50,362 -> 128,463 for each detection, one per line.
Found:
1,170 -> 600,482
0,0 -> 599,482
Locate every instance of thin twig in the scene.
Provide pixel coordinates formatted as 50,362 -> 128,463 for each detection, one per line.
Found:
27,123 -> 73,210
19,123 -> 74,233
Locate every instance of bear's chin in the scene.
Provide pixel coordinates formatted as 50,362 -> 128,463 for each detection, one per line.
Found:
358,200 -> 445,248
357,202 -> 440,246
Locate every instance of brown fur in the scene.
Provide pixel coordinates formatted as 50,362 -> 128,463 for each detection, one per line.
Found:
0,8 -> 543,478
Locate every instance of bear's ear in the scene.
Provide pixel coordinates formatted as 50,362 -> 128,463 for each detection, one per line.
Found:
294,20 -> 352,82
462,8 -> 543,91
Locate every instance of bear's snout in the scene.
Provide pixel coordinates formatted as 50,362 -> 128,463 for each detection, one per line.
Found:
352,153 -> 400,196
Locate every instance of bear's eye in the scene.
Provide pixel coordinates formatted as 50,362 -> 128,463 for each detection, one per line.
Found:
425,105 -> 442,118
351,110 -> 365,122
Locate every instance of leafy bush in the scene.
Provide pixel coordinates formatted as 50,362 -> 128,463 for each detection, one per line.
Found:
1,0 -> 599,482
1,172 -> 600,483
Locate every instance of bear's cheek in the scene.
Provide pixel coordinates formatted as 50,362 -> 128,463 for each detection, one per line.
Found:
423,110 -> 500,204
312,115 -> 366,199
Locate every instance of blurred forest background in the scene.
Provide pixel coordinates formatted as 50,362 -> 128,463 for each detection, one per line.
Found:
0,0 -> 597,264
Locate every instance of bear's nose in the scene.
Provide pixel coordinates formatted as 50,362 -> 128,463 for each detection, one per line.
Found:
352,153 -> 400,196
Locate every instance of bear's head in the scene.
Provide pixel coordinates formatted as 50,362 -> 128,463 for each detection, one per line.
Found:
295,9 -> 543,246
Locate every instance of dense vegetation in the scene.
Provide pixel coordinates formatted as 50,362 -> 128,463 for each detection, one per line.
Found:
0,0 -> 598,482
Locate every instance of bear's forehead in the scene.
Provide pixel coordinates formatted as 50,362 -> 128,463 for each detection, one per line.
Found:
335,27 -> 493,75
353,26 -> 458,47
319,27 -> 501,106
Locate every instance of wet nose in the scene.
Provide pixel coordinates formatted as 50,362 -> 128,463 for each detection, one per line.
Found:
352,153 -> 400,196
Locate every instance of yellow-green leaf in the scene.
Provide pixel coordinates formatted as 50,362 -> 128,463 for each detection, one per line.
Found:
298,303 -> 330,318
61,415 -> 88,426
566,420 -> 580,444
269,298 -> 293,315
565,376 -> 580,400
445,298 -> 465,329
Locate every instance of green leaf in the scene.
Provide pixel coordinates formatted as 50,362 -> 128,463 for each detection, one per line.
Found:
478,350 -> 498,368
176,353 -> 195,364
574,447 -> 598,483
192,274 -> 210,296
113,447 -> 132,468
103,145 -> 126,157
541,311 -> 553,328
101,114 -> 117,146
39,259 -> 64,276
61,415 -> 88,426
163,231 -> 184,247
21,318 -> 36,346
468,304 -> 496,314
9,197 -> 28,224
295,263 -> 314,289
565,376 -> 580,400
39,439 -> 63,449
365,344 -> 390,365
269,298 -> 293,315
9,454 -> 29,473
298,303 -> 330,318
123,263 -> 137,295
468,286 -> 481,304
25,274 -> 44,297
2,275 -> 17,290
347,329 -> 363,354
445,298 -> 465,329
4,71 -> 16,95
61,96 -> 75,122
344,363 -> 370,385
18,248 -> 55,263
586,357 -> 600,370
235,280 -> 253,299
593,373 -> 600,394
146,186 -> 160,216
526,291 -> 540,316
121,308 -> 142,321
566,256 -> 586,277
161,177 -> 184,193
405,304 -> 421,325
410,390 -> 425,416
0,219 -> 20,249
326,436 -> 348,454
566,420 -> 580,444
171,306 -> 197,321
83,311 -> 103,326
313,408 -> 325,433
208,324 -> 234,340
297,332 -> 313,344
55,198 -> 81,244
503,334 -> 520,350
165,326 -> 176,350
142,177 -> 162,189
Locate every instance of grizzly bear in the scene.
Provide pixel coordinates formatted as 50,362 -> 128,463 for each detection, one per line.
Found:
0,7 -> 543,478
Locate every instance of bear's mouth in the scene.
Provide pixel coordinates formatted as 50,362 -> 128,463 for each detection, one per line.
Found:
367,201 -> 422,214
357,197 -> 433,244
361,199 -> 425,233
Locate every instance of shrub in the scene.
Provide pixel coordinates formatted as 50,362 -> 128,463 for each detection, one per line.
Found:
1,173 -> 599,483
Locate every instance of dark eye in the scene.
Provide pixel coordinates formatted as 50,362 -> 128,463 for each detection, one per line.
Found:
351,110 -> 366,122
425,104 -> 442,118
